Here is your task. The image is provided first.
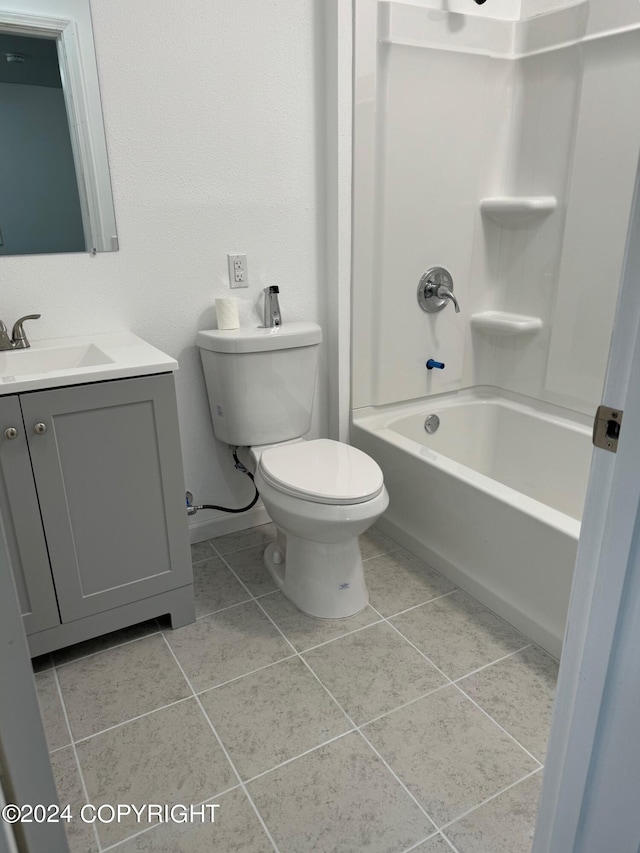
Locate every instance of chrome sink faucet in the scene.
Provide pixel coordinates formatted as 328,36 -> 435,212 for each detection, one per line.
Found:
0,314 -> 41,350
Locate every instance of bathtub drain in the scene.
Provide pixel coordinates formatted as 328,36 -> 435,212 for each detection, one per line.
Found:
424,415 -> 440,434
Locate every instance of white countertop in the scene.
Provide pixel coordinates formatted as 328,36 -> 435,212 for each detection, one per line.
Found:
0,332 -> 178,396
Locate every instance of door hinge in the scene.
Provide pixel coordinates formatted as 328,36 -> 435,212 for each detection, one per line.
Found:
593,405 -> 623,453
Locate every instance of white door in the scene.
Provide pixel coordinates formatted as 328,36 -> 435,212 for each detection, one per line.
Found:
0,780 -> 19,853
0,516 -> 70,853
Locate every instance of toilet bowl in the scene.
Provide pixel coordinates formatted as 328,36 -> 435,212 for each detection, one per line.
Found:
252,438 -> 389,619
196,321 -> 389,620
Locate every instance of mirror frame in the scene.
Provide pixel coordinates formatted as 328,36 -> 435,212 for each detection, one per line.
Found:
0,4 -> 117,253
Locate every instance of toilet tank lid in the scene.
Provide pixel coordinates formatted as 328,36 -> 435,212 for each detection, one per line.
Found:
197,322 -> 322,353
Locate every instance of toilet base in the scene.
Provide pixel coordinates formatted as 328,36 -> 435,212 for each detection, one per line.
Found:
263,537 -> 369,620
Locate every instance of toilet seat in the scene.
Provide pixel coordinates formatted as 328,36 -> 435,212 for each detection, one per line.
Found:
257,438 -> 384,505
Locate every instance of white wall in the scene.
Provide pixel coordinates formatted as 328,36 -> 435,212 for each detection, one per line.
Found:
0,0 -> 330,540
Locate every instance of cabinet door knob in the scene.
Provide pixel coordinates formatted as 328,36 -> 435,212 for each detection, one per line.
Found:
4,427 -> 18,440
33,422 -> 48,435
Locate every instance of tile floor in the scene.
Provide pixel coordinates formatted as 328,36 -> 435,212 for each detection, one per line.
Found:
33,523 -> 559,853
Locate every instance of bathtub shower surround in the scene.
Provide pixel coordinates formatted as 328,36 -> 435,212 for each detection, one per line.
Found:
352,0 -> 640,655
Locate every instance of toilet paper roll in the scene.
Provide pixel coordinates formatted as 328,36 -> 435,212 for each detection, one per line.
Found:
215,298 -> 240,330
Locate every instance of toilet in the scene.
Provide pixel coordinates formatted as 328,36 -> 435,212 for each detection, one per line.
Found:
197,321 -> 389,619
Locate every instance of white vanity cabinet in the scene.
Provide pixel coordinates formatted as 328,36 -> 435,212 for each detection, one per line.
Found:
0,372 -> 195,656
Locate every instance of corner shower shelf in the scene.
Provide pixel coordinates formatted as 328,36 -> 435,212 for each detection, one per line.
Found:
480,196 -> 557,223
470,311 -> 543,336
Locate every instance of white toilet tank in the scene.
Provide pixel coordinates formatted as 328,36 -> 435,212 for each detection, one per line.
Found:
197,322 -> 322,446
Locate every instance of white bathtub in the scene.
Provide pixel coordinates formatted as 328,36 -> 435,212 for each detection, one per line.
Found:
351,387 -> 594,658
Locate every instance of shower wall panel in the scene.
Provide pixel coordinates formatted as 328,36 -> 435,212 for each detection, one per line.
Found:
353,0 -> 640,416
463,42 -> 584,405
544,29 -> 640,412
370,44 -> 489,406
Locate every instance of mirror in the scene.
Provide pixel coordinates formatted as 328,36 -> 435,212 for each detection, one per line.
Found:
0,1 -> 118,255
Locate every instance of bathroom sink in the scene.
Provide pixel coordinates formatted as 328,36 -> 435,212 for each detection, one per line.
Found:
0,343 -> 113,378
0,333 -> 178,395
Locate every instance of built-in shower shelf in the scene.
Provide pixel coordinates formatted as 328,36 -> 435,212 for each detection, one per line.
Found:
480,196 -> 557,223
470,311 -> 543,336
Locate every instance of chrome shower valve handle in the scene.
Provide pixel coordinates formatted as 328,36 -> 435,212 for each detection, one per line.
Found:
417,268 -> 460,314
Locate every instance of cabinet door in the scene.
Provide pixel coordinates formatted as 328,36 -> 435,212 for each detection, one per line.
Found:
0,396 -> 60,633
20,374 -> 192,622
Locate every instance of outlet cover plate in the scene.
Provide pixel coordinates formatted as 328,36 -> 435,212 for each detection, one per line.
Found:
227,253 -> 249,288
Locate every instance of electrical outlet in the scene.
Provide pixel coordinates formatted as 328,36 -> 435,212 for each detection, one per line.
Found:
227,254 -> 249,288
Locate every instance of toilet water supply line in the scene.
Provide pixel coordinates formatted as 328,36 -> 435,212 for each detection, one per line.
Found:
185,447 -> 259,516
